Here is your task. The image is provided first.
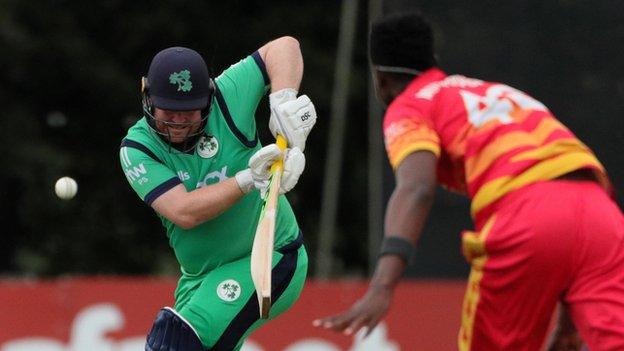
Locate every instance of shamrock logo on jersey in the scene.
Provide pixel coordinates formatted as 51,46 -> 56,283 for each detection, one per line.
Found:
169,69 -> 192,92
223,283 -> 238,298
217,279 -> 241,302
197,135 -> 219,158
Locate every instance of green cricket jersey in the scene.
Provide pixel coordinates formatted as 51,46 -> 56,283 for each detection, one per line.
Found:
119,52 -> 300,277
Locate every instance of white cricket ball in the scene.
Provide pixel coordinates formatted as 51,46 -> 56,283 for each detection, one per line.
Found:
55,176 -> 78,200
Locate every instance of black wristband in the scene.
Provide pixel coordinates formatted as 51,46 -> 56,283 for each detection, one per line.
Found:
378,236 -> 415,263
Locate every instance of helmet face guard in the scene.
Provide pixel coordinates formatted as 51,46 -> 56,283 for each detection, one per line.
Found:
140,47 -> 215,153
141,83 -> 211,153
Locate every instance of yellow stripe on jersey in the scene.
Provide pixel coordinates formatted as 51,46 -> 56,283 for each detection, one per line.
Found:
510,138 -> 590,163
390,142 -> 441,170
458,216 -> 496,351
466,118 -> 569,182
385,118 -> 441,169
471,151 -> 604,216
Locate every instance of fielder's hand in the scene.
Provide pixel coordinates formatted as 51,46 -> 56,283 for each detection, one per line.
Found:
269,88 -> 317,152
312,284 -> 392,337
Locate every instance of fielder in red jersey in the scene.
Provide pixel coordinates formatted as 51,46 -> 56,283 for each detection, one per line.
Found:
314,12 -> 624,351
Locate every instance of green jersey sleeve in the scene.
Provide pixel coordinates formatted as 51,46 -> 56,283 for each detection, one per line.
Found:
120,139 -> 181,205
215,51 -> 270,139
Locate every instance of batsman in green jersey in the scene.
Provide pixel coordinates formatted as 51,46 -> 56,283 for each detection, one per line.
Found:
119,37 -> 317,351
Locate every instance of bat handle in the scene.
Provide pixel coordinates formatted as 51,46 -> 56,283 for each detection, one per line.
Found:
276,134 -> 287,151
271,135 -> 288,173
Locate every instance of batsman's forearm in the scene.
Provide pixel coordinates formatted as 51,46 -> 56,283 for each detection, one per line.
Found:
176,178 -> 244,228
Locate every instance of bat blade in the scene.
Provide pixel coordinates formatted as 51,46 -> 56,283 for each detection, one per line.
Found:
250,135 -> 287,319
250,195 -> 276,318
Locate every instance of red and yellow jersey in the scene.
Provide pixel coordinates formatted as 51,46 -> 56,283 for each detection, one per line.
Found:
383,68 -> 610,224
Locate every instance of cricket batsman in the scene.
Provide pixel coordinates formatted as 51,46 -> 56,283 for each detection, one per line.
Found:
119,37 -> 316,350
314,12 -> 624,351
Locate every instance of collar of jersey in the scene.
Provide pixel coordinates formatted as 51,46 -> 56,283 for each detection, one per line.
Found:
404,67 -> 448,96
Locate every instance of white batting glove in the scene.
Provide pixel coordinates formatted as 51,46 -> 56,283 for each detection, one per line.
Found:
280,147 -> 305,194
269,88 -> 317,152
235,144 -> 282,194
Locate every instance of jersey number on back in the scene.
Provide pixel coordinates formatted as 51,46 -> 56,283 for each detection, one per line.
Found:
460,84 -> 547,128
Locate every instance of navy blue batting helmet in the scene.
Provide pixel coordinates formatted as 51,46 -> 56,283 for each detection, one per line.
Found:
145,47 -> 213,111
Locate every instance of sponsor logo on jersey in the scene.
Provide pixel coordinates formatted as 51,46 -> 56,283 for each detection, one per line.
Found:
216,279 -> 241,302
169,69 -> 192,92
197,135 -> 219,158
196,166 -> 228,188
177,170 -> 190,181
121,147 -> 149,185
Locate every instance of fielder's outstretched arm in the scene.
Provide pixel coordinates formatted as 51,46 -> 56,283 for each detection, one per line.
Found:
313,151 -> 437,335
371,150 -> 437,288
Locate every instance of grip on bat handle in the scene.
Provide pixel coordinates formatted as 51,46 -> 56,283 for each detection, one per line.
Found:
271,135 -> 287,173
276,135 -> 287,150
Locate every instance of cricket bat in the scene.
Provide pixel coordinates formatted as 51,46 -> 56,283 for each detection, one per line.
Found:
251,135 -> 287,319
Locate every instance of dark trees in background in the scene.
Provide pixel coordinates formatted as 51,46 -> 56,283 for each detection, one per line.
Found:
1,1 -> 621,277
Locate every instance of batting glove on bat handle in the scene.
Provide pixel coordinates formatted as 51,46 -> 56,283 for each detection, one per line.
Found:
269,89 -> 317,152
238,144 -> 283,196
280,147 -> 305,194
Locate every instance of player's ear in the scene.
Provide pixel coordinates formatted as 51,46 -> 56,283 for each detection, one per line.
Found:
372,70 -> 391,106
141,76 -> 155,117
375,70 -> 385,85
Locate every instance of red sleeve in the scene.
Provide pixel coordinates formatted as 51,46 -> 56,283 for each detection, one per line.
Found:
383,96 -> 440,170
